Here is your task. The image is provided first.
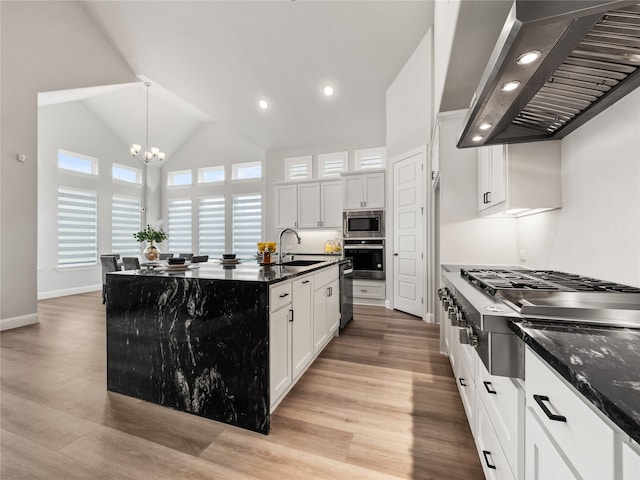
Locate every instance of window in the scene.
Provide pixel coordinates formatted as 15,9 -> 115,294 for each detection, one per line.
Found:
232,161 -> 262,181
285,155 -> 312,181
232,193 -> 262,258
57,187 -> 98,267
168,199 -> 193,253
198,196 -> 225,257
354,147 -> 386,170
318,151 -> 347,177
168,170 -> 193,187
112,163 -> 142,184
58,149 -> 98,176
198,166 -> 225,184
112,196 -> 142,257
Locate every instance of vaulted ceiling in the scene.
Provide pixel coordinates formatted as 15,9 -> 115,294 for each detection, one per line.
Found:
41,1 -> 511,157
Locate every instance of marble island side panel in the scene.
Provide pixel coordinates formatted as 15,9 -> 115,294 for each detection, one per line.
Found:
106,274 -> 270,434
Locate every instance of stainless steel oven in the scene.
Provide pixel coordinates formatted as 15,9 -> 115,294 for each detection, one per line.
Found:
343,210 -> 385,238
343,239 -> 384,280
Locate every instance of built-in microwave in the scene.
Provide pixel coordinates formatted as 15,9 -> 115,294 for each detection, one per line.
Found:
343,210 -> 385,238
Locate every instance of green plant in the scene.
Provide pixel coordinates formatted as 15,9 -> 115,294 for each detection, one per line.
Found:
133,225 -> 168,243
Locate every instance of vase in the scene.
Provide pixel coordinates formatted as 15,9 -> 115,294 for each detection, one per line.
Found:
263,251 -> 271,264
144,242 -> 160,261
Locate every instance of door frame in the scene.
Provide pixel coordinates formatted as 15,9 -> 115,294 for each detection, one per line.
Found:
388,146 -> 427,320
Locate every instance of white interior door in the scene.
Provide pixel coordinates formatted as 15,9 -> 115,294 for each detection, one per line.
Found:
393,151 -> 424,317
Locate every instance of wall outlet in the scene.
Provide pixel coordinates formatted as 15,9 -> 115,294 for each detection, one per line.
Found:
286,245 -> 292,251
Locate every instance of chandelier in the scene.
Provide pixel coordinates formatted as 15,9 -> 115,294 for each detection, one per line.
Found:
130,82 -> 166,163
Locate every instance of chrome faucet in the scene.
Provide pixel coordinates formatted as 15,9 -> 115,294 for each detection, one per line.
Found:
278,228 -> 301,264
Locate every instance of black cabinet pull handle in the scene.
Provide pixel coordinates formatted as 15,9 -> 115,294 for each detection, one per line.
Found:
458,378 -> 466,387
533,394 -> 567,422
289,309 -> 294,322
302,280 -> 310,284
482,450 -> 496,470
279,292 -> 289,298
483,381 -> 497,394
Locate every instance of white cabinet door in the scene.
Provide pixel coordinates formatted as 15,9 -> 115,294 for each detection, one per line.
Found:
363,172 -> 385,209
269,306 -> 292,407
320,181 -> 342,228
297,182 -> 321,228
476,398 -> 515,480
326,278 -> 340,333
312,285 -> 328,353
291,277 -> 313,379
478,145 -> 505,212
343,175 -> 365,210
525,407 -> 578,480
525,347 -> 615,479
276,184 -> 298,229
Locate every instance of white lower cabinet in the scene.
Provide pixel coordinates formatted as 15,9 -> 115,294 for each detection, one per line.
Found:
270,267 -> 340,410
312,266 -> 340,354
269,283 -> 292,407
525,405 -> 578,480
291,276 -> 313,380
476,396 -> 515,480
454,343 -> 475,436
525,347 -> 616,480
623,440 -> 640,479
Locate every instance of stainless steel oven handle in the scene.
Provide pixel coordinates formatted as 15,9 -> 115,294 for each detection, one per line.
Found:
343,245 -> 384,250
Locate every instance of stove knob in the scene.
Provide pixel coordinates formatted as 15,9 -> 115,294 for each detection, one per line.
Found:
459,326 -> 478,347
456,309 -> 465,325
437,288 -> 445,300
448,306 -> 457,321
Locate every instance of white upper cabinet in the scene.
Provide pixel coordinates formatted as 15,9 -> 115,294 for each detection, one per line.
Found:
276,180 -> 342,229
275,184 -> 298,229
342,171 -> 385,210
478,141 -> 561,217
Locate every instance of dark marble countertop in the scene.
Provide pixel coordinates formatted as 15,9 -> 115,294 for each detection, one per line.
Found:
509,320 -> 640,444
111,257 -> 344,284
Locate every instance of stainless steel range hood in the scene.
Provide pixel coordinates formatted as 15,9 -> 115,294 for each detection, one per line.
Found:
458,1 -> 640,148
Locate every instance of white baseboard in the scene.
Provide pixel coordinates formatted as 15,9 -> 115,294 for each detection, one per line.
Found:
1,312 -> 39,331
38,284 -> 101,300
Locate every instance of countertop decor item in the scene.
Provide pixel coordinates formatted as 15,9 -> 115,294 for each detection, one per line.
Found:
134,225 -> 168,261
257,241 -> 276,264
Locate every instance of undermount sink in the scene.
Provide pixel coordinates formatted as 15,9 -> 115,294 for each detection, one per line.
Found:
277,260 -> 324,267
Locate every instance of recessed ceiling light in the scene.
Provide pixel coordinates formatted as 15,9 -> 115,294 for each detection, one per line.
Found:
323,85 -> 334,97
258,99 -> 269,110
517,50 -> 541,65
479,123 -> 492,131
472,135 -> 484,142
501,81 -> 521,92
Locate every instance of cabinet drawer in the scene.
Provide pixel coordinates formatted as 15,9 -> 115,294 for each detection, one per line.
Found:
458,340 -> 475,374
352,280 -> 385,299
476,357 -> 523,477
314,265 -> 338,289
525,348 -> 615,479
623,440 -> 640,479
270,282 -> 292,313
455,348 -> 475,436
476,397 -> 514,480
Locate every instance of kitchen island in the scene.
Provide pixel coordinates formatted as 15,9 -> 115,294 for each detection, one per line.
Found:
105,258 -> 341,434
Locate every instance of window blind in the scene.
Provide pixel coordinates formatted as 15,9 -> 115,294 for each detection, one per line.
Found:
112,196 -> 141,257
232,193 -> 262,258
168,199 -> 192,254
199,196 -> 225,257
57,188 -> 98,267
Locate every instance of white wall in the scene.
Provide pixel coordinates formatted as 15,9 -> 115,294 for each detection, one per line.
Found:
1,1 -> 134,329
439,111 -> 518,266
432,0 -> 461,116
37,101 -> 144,298
386,31 -> 432,161
517,88 -> 640,287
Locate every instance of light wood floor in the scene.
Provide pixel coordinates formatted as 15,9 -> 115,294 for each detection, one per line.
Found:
1,292 -> 483,479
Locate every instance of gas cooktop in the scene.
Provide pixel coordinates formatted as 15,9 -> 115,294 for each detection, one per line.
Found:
460,268 -> 640,296
459,268 -> 640,328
